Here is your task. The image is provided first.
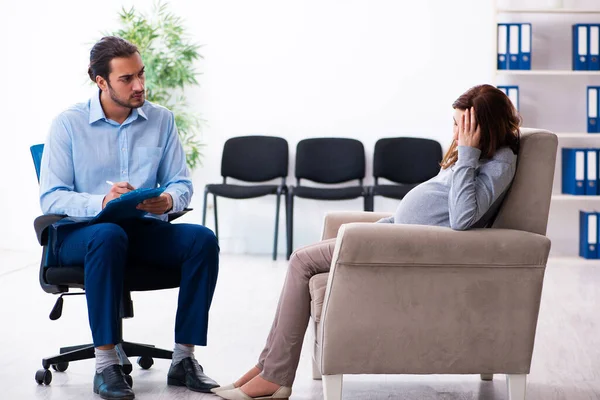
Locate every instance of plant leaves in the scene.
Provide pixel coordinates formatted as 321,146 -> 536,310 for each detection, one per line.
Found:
103,0 -> 203,170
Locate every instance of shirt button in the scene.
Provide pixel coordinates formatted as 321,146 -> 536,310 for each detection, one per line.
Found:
121,148 -> 126,151
122,170 -> 126,174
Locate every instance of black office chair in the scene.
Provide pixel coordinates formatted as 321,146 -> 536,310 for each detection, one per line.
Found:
370,137 -> 443,209
31,144 -> 191,386
203,136 -> 289,261
286,138 -> 369,259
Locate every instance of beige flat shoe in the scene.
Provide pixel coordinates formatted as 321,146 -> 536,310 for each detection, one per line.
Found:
216,386 -> 292,400
211,383 -> 236,393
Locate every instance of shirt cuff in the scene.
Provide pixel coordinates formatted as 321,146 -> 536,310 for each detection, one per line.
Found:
163,189 -> 181,213
87,194 -> 105,217
456,146 -> 481,168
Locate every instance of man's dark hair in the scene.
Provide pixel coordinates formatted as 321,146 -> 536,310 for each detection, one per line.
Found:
88,36 -> 139,83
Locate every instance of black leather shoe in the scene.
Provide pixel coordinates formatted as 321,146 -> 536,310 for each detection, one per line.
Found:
93,364 -> 135,400
167,357 -> 219,393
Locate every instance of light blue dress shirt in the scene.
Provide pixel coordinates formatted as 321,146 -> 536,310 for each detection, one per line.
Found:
39,90 -> 193,221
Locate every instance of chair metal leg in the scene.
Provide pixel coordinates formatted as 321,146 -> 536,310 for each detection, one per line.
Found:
286,193 -> 294,260
41,345 -> 95,369
37,325 -> 174,385
120,341 -> 173,360
273,192 -> 282,261
364,193 -> 374,212
202,188 -> 209,226
213,194 -> 219,240
60,344 -> 93,353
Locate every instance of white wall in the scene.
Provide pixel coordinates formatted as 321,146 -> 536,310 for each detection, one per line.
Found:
3,0 -> 587,257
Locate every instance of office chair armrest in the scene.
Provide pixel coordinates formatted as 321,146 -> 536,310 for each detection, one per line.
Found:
34,214 -> 67,246
34,208 -> 193,245
168,208 -> 193,222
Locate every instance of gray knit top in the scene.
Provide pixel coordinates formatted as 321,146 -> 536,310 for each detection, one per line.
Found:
378,145 -> 517,230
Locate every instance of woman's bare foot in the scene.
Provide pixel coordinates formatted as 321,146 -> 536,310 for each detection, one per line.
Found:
234,366 -> 262,388
240,375 -> 281,398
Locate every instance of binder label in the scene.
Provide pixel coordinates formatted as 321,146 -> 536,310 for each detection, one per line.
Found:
590,88 -> 598,118
588,151 -> 597,181
521,24 -> 531,53
591,25 -> 599,57
498,24 -> 507,55
589,214 -> 597,245
576,151 -> 585,181
579,25 -> 588,57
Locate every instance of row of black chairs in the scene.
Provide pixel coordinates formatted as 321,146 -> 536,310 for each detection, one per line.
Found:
202,136 -> 443,260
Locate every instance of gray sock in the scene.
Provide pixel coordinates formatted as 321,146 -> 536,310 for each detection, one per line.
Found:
172,343 -> 195,365
95,347 -> 120,374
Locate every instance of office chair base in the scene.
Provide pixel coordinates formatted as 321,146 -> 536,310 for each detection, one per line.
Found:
35,341 -> 173,385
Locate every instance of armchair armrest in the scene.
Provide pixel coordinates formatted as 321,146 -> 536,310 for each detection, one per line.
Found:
321,211 -> 393,240
334,223 -> 551,266
34,214 -> 67,246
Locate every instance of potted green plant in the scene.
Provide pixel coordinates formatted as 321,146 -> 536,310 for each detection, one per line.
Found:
106,2 -> 204,169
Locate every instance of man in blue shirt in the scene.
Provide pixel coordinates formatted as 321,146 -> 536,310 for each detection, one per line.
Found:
39,36 -> 220,400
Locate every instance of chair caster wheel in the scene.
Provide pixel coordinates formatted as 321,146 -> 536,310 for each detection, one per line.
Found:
137,356 -> 154,370
35,369 -> 52,385
52,362 -> 69,372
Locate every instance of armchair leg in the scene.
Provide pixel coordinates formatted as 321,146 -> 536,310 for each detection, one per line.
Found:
506,374 -> 527,400
312,357 -> 322,380
323,374 -> 343,400
480,373 -> 494,381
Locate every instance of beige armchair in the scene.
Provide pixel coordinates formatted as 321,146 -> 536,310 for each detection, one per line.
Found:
308,129 -> 557,400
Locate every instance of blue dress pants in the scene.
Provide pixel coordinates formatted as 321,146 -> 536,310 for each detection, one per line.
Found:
57,218 -> 219,347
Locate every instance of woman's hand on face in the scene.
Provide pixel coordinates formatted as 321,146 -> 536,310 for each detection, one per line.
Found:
457,107 -> 481,148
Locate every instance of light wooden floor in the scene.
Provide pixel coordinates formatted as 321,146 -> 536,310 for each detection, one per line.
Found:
1,249 -> 599,400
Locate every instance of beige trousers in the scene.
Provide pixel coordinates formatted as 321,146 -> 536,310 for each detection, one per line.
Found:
256,239 -> 337,386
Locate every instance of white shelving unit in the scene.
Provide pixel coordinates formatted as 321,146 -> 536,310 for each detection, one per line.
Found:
494,1 -> 600,258
498,8 -> 600,14
497,70 -> 600,75
556,132 -> 600,137
552,194 -> 600,200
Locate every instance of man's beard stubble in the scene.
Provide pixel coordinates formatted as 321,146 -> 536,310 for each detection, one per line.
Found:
107,82 -> 145,109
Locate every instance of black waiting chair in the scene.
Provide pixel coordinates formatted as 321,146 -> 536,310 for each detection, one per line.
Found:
371,137 -> 443,209
203,136 -> 289,261
31,144 -> 191,387
286,138 -> 369,259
